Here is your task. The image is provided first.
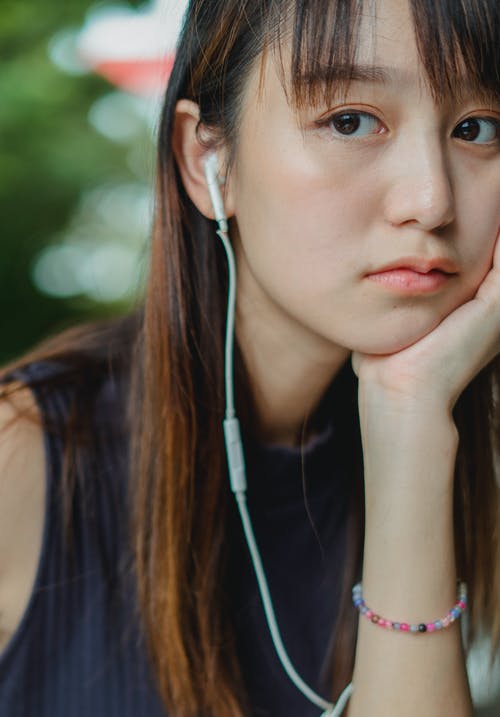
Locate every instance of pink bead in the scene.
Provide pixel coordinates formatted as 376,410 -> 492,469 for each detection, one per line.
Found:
458,601 -> 466,610
401,623 -> 409,632
378,619 -> 386,627
386,621 -> 393,629
426,623 -> 435,632
366,610 -> 373,619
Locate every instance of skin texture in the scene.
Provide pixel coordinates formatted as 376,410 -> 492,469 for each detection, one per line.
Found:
175,0 -> 500,445
173,0 -> 499,712
0,387 -> 45,655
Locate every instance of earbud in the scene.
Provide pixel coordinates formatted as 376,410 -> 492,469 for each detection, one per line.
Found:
203,153 -> 228,230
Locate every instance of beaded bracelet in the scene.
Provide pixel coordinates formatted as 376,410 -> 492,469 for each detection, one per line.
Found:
352,581 -> 467,634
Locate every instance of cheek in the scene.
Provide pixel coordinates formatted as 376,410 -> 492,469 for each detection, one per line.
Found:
231,138 -> 376,289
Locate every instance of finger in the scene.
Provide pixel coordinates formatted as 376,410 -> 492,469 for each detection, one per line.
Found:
351,351 -> 361,378
419,292 -> 499,405
493,224 -> 500,267
474,232 -> 500,307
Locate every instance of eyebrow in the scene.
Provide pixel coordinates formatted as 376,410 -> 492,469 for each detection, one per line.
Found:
303,64 -> 405,86
300,63 -> 499,105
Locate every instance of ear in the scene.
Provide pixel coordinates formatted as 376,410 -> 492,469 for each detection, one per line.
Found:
172,99 -> 235,220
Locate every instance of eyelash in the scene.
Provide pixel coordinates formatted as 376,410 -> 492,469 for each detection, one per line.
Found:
452,117 -> 500,144
318,111 -> 384,139
316,110 -> 500,145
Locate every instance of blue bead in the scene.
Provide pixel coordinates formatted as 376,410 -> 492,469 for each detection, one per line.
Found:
410,625 -> 418,633
361,606 -> 368,614
435,621 -> 443,629
393,622 -> 401,630
354,599 -> 363,607
451,608 -> 460,618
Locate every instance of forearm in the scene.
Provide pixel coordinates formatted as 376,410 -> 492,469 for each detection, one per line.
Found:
347,419 -> 473,717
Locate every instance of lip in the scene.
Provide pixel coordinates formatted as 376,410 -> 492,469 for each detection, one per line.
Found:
365,256 -> 458,294
366,268 -> 453,293
367,256 -> 459,275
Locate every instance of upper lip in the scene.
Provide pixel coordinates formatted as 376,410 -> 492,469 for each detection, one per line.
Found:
368,256 -> 459,275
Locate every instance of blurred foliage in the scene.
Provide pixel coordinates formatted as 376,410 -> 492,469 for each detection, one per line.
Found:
0,0 -> 150,362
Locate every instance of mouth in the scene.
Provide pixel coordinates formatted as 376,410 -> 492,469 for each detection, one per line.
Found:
365,258 -> 458,294
365,268 -> 453,293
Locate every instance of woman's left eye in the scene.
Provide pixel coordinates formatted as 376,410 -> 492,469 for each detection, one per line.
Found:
452,117 -> 500,144
324,111 -> 381,138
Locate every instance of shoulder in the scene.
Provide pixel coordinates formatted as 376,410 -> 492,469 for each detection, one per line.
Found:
0,380 -> 45,653
0,312 -> 139,440
0,315 -> 139,655
0,354 -> 131,654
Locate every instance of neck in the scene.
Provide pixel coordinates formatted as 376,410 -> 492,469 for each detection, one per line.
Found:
235,297 -> 349,449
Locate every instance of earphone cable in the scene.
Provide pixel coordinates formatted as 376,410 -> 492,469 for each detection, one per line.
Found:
216,220 -> 353,716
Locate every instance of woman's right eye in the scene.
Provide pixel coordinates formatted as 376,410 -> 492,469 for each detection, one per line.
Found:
326,111 -> 382,138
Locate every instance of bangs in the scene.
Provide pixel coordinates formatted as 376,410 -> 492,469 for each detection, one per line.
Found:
267,0 -> 500,107
412,0 -> 499,102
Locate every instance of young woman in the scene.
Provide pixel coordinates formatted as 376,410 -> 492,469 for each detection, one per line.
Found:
0,0 -> 498,715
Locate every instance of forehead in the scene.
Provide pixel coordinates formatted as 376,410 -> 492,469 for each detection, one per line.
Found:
347,0 -> 415,64
304,0 -> 421,90
250,0 -> 498,111
251,1 -> 417,109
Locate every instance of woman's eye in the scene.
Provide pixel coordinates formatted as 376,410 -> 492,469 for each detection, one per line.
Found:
327,112 -> 381,137
452,117 -> 500,144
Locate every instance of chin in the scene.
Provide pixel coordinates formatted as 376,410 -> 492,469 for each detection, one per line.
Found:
346,318 -> 444,356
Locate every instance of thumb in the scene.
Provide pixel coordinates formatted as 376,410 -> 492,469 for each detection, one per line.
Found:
351,351 -> 361,378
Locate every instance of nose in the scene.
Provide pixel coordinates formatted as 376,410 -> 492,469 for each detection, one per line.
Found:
383,136 -> 455,231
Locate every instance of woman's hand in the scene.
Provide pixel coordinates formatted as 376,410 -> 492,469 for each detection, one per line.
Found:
351,231 -> 500,418
351,231 -> 499,492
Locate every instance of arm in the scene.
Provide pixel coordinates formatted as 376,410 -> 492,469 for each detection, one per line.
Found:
347,412 -> 472,716
346,233 -> 500,716
0,383 -> 45,655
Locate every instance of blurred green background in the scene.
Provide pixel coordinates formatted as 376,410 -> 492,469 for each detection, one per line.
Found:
0,0 -> 156,362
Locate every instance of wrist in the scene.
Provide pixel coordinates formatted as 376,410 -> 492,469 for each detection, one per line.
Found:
361,416 -> 458,495
357,374 -> 458,423
362,474 -> 458,617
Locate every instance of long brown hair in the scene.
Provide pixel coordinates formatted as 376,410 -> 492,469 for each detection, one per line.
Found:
1,2 -> 499,716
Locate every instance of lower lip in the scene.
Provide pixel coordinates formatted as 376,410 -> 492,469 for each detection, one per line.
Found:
366,268 -> 452,293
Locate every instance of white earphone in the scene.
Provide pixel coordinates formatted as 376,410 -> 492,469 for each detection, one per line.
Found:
203,153 -> 228,232
202,150 -> 353,717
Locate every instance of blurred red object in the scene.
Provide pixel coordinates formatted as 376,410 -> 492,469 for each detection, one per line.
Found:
76,1 -> 186,96
93,56 -> 175,95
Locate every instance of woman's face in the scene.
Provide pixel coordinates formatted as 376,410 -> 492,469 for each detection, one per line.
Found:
227,0 -> 500,357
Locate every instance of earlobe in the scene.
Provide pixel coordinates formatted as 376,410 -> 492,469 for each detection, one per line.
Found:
172,99 -> 234,220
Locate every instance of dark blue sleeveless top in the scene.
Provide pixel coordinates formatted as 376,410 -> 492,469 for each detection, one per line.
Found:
0,361 -> 355,717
